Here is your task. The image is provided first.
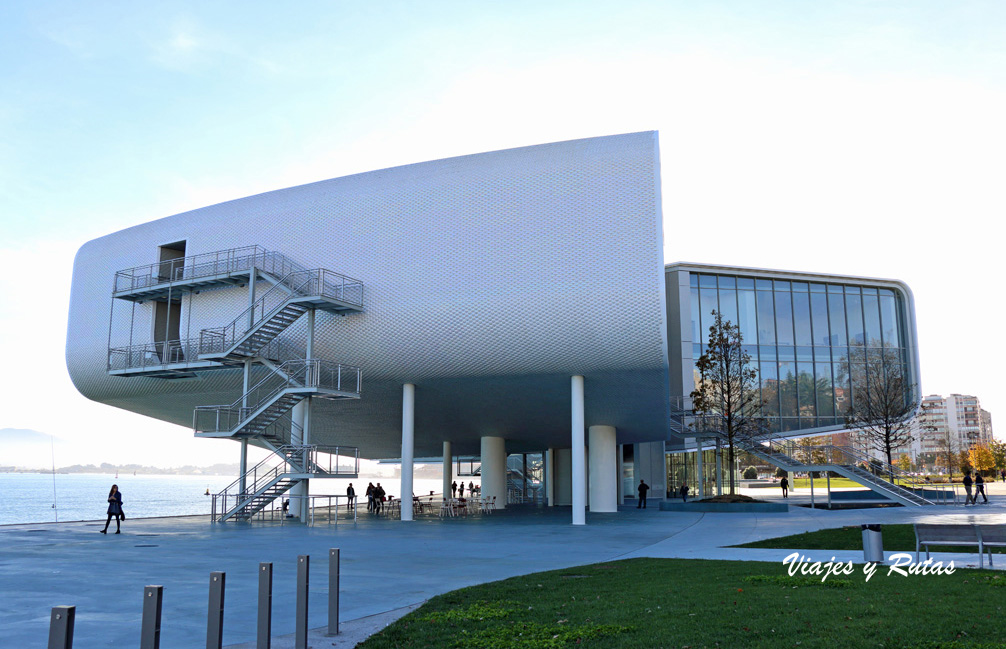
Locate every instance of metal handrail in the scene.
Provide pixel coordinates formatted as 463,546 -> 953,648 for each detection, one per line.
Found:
112,246 -> 307,295
193,359 -> 362,435
108,335 -> 305,372
199,268 -> 364,356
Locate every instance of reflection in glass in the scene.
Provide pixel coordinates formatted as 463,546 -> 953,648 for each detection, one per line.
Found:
757,290 -> 775,344
793,292 -> 812,346
775,291 -> 794,345
863,294 -> 881,346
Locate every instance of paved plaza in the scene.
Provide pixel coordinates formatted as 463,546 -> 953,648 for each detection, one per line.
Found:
4,492 -> 1006,648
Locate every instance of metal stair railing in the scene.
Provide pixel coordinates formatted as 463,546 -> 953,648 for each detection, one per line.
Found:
198,269 -> 364,357
107,337 -> 199,372
814,445 -> 953,504
113,246 -> 305,296
747,440 -> 944,505
193,359 -> 362,436
212,444 -> 314,522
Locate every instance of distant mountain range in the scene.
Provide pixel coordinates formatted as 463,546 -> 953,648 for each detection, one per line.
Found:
0,428 -> 236,475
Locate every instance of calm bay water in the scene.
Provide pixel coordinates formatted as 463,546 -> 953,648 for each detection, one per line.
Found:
0,473 -> 472,525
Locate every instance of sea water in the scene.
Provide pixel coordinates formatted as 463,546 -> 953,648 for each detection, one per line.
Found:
0,473 -> 473,525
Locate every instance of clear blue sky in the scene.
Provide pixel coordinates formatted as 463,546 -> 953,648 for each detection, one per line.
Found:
2,1 -> 1004,467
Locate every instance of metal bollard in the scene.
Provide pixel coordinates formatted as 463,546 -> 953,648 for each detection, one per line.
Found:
207,572 -> 226,649
328,549 -> 340,636
141,586 -> 163,649
296,555 -> 309,649
47,605 -> 75,649
257,563 -> 273,649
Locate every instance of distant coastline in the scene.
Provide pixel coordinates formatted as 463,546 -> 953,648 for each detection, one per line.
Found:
0,462 -> 240,476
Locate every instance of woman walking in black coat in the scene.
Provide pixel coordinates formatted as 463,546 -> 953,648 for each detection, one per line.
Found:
101,484 -> 123,534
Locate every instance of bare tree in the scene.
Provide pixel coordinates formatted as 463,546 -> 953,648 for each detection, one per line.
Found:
690,310 -> 766,494
840,342 -> 917,475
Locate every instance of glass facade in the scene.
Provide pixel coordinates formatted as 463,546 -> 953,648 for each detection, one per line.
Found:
688,271 -> 911,435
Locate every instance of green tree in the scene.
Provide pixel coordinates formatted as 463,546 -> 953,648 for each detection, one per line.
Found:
690,310 -> 766,495
990,440 -> 1006,473
969,443 -> 995,477
897,454 -> 912,472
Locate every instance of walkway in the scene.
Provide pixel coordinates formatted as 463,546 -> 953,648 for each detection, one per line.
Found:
3,500 -> 1005,648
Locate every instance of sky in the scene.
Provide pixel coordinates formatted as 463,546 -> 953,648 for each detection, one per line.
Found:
1,1 -> 1004,469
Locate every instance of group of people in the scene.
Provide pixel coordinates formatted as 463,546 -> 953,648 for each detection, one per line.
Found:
962,471 -> 990,505
362,482 -> 387,513
450,481 -> 477,499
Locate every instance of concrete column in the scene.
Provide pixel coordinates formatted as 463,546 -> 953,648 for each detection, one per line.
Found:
571,375 -> 586,525
239,440 -> 248,495
696,439 -> 704,499
240,360 -> 252,496
588,426 -> 617,512
442,441 -> 452,500
401,384 -> 415,521
480,436 -> 506,510
617,444 -> 624,505
545,448 -> 555,506
306,309 -> 315,359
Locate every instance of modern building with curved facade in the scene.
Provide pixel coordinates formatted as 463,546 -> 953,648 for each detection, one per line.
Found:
65,131 -> 922,522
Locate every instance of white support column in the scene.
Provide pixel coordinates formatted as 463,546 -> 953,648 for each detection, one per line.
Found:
696,439 -> 704,499
571,375 -> 586,526
545,448 -> 555,506
588,426 -> 617,512
290,400 -> 306,522
442,441 -> 452,500
401,384 -> 415,521
300,396 -> 312,521
480,436 -> 506,510
306,309 -> 315,359
617,444 -> 624,506
239,359 -> 252,497
715,439 -> 723,496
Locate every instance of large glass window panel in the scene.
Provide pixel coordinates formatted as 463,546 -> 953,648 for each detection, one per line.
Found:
719,289 -> 738,328
689,273 -> 699,288
718,276 -> 736,289
863,294 -> 881,347
738,289 -> 757,344
880,294 -> 901,348
760,361 -> 779,416
828,294 -> 847,346
775,291 -> 794,345
796,346 -> 814,362
757,291 -> 776,344
833,362 -> 851,415
779,361 -> 797,417
690,287 -> 700,342
815,362 -> 835,417
700,288 -> 718,335
699,274 -> 717,288
797,361 -> 815,418
810,283 -> 827,293
792,292 -> 812,346
810,292 -> 830,346
846,292 -> 865,346
737,277 -> 755,290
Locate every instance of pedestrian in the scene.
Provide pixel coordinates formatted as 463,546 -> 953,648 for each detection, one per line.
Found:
679,483 -> 688,503
347,483 -> 356,510
458,482 -> 465,498
780,475 -> 789,498
636,480 -> 650,508
976,473 -> 988,504
374,483 -> 386,514
1001,469 -> 1005,483
366,482 -> 375,512
451,481 -> 457,498
100,484 -> 123,534
963,471 -> 975,505
469,481 -> 475,496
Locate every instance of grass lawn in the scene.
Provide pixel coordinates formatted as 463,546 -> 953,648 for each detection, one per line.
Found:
358,558 -> 1006,649
790,477 -> 862,489
734,524 -> 1006,555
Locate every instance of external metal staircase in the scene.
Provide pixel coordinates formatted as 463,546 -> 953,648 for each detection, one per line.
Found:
670,398 -> 952,506
108,245 -> 367,521
211,444 -> 360,522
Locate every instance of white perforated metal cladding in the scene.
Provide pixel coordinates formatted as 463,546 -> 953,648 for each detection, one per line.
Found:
67,132 -> 671,458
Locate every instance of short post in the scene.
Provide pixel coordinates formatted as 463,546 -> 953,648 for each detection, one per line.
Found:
327,549 -> 340,636
207,572 -> 225,649
296,555 -> 309,649
141,586 -> 163,649
47,605 -> 75,649
257,563 -> 273,649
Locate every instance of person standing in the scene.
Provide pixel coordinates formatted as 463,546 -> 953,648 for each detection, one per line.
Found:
458,482 -> 465,498
451,481 -> 458,498
347,483 -> 356,511
963,471 -> 975,505
100,484 -> 123,534
780,476 -> 789,498
976,473 -> 988,504
679,483 -> 688,503
374,483 -> 386,514
637,480 -> 650,509
469,481 -> 475,497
